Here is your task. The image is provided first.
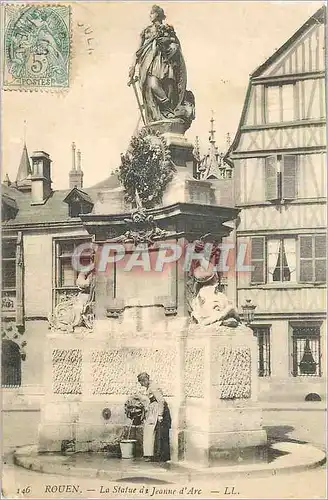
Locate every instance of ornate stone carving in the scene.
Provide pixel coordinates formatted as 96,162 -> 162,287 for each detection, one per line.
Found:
217,347 -> 251,400
106,306 -> 125,319
111,205 -> 169,246
91,348 -> 176,396
16,230 -> 24,328
163,305 -> 177,317
48,273 -> 95,333
52,349 -> 82,394
105,229 -> 118,240
102,408 -> 112,421
189,262 -> 240,329
186,274 -> 198,317
61,439 -> 76,454
1,293 -> 16,311
1,321 -> 27,360
184,348 -> 205,398
186,234 -> 223,319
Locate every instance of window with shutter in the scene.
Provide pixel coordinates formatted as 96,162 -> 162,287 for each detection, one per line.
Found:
299,234 -> 326,283
282,155 -> 297,200
314,235 -> 326,282
299,235 -> 314,282
265,156 -> 278,201
250,237 -> 265,284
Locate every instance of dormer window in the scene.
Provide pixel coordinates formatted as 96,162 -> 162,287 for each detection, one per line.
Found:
63,188 -> 93,218
69,197 -> 92,218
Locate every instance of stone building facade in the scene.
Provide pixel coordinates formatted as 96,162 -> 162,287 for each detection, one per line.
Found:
2,144 -> 119,410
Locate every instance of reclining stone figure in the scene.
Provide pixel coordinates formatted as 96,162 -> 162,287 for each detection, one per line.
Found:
191,266 -> 241,328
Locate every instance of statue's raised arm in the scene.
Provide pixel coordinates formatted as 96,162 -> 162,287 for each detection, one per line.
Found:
128,5 -> 195,132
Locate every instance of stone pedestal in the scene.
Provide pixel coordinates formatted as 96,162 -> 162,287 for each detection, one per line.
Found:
38,129 -> 266,464
38,321 -> 267,464
38,313 -> 188,457
183,323 -> 267,466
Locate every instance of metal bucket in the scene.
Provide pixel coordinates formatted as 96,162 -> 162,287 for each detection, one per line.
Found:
120,439 -> 137,459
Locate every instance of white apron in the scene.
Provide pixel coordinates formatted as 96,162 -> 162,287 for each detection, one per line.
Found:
143,401 -> 159,456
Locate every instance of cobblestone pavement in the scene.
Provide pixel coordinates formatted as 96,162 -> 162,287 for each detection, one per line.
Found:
262,408 -> 326,451
2,408 -> 327,499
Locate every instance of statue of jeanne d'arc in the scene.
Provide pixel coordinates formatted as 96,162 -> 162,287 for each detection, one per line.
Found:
128,4 -> 195,129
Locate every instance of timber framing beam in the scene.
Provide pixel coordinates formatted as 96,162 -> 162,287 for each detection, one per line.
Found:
252,71 -> 325,85
241,119 -> 325,132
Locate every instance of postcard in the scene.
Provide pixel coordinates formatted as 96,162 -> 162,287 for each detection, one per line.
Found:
1,1 -> 326,499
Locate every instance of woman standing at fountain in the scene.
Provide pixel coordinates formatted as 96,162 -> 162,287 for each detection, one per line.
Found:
137,372 -> 171,462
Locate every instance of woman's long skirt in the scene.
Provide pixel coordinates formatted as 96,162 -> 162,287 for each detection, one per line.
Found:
143,401 -> 171,462
143,401 -> 158,457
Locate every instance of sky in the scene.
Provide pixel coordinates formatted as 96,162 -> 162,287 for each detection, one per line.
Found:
2,1 -> 323,190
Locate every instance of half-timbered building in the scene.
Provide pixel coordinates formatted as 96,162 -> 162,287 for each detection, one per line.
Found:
228,6 -> 326,401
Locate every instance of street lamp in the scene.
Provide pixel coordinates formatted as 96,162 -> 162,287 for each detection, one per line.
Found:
241,299 -> 257,326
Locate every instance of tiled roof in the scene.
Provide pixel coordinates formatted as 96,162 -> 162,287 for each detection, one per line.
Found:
1,174 -> 120,227
2,192 -> 18,210
90,173 -> 120,189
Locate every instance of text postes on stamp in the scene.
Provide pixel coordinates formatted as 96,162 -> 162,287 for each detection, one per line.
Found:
3,4 -> 70,90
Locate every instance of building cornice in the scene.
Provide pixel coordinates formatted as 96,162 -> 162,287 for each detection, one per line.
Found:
1,220 -> 86,233
235,197 -> 327,209
238,283 -> 326,291
230,145 -> 326,159
245,312 -> 326,321
252,71 -> 325,85
236,227 -> 327,236
240,119 -> 325,133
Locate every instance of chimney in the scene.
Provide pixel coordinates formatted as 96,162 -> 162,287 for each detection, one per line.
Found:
76,149 -> 84,188
30,151 -> 52,204
69,142 -> 83,189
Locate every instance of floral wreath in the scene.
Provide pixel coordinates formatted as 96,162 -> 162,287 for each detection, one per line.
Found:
118,129 -> 175,208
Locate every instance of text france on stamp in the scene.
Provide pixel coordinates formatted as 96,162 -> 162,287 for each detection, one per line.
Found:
3,4 -> 70,90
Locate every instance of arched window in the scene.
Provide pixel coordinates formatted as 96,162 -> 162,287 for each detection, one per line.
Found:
1,340 -> 21,387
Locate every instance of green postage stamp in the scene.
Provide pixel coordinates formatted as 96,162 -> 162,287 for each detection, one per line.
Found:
3,4 -> 70,90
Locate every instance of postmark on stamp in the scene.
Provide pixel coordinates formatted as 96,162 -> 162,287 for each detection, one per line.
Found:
3,4 -> 70,90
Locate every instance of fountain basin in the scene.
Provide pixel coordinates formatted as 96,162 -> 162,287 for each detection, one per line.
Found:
13,442 -> 326,482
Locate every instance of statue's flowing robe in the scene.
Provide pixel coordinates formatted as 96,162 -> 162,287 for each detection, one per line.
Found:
136,24 -> 187,122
